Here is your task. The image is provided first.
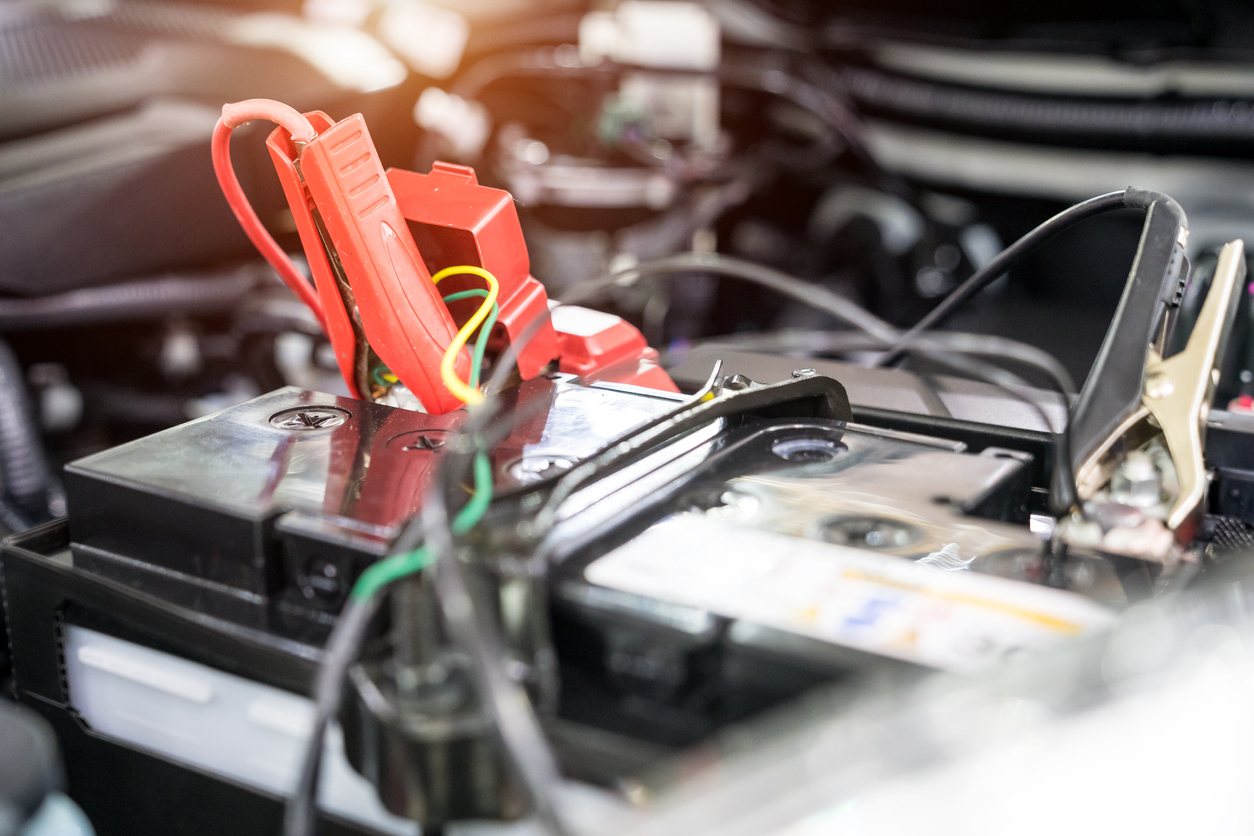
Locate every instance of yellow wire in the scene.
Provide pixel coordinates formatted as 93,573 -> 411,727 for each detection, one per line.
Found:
431,265 -> 500,406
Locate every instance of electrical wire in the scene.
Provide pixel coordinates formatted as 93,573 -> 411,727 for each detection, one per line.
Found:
350,452 -> 493,603
431,266 -> 501,404
368,291 -> 498,392
440,289 -> 501,390
538,251 -> 1081,512
285,278 -> 498,835
719,59 -> 913,198
875,189 -> 1133,368
290,235 -> 1103,836
285,591 -> 380,836
385,281 -> 722,836
283,449 -> 494,836
602,252 -> 901,342
672,328 -> 1077,402
211,99 -> 325,328
421,455 -> 568,836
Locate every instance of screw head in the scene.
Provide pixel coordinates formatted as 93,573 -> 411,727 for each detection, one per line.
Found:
387,430 -> 451,452
269,406 -> 350,431
792,368 -> 818,379
1110,451 -> 1163,507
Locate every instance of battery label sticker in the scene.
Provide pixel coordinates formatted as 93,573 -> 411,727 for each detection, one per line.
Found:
583,515 -> 1116,672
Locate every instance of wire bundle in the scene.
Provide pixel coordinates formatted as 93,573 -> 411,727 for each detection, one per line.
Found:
279,165 -> 1187,836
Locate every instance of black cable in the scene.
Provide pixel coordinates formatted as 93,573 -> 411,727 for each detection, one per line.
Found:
899,346 -> 1078,514
674,329 -> 1077,400
0,265 -> 263,331
550,252 -> 1081,512
871,188 -> 1187,509
422,452 -> 567,836
449,46 -> 612,102
286,246 -> 1089,835
575,252 -> 1076,399
594,252 -> 901,342
875,190 -> 1132,368
718,59 -> 912,198
283,594 -> 383,836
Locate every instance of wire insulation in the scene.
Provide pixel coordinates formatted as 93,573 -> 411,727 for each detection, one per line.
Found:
440,289 -> 501,390
875,190 -> 1130,367
286,450 -> 494,835
212,100 -> 325,327
349,452 -> 494,602
431,266 -> 501,404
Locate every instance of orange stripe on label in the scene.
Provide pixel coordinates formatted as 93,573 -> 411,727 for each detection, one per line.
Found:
841,568 -> 1084,635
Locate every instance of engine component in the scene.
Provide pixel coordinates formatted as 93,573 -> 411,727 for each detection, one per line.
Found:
2,378 -> 682,834
11,5 -> 1254,836
0,369 -> 1115,834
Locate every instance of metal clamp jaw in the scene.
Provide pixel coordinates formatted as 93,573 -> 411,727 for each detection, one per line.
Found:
1068,239 -> 1246,559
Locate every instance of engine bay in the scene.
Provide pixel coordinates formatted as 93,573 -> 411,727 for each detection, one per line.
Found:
5,2 -> 1254,835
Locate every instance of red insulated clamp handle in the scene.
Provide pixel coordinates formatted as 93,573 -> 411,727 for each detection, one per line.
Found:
300,115 -> 471,414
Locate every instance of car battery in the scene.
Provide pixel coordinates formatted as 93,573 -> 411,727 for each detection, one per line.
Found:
0,378 -> 680,836
544,416 -> 1121,746
2,375 -> 1119,833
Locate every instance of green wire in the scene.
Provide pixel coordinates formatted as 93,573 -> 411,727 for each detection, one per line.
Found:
368,289 -> 499,391
349,450 -> 493,602
439,289 -> 499,389
348,290 -> 499,601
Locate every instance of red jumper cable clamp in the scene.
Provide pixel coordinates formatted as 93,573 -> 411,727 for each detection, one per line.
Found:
265,111 -> 470,413
213,99 -> 677,411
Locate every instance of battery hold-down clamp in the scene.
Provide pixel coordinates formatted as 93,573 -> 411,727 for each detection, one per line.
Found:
212,98 -> 676,414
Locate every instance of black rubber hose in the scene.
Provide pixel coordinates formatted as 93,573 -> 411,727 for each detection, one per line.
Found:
0,265 -> 262,332
843,66 -> 1254,143
0,338 -> 51,517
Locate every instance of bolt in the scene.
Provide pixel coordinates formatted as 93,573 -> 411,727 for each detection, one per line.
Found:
269,406 -> 349,431
792,368 -> 817,379
386,429 -> 451,452
1109,451 -> 1163,508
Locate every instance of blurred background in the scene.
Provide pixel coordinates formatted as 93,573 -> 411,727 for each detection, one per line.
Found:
6,0 -> 1254,492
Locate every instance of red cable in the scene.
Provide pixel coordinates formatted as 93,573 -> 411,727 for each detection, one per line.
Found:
211,99 -> 326,328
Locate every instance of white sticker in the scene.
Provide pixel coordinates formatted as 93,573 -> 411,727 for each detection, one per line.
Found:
584,515 -> 1115,672
550,306 -> 623,337
78,644 -> 214,704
